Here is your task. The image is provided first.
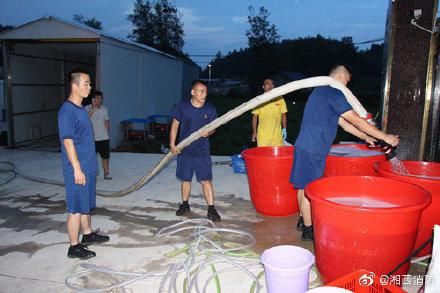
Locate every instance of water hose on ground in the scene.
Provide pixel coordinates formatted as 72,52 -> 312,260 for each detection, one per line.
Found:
64,218 -> 263,293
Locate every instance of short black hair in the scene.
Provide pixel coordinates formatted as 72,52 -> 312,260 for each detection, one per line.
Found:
329,63 -> 352,76
94,90 -> 104,98
191,79 -> 207,88
68,68 -> 89,86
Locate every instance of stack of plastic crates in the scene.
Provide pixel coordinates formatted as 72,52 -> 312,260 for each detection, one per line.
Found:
326,270 -> 406,293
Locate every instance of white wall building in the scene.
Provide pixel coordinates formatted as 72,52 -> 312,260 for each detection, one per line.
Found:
0,16 -> 199,147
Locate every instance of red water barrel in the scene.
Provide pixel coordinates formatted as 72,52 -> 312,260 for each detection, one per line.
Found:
324,144 -> 386,177
375,161 -> 440,256
242,146 -> 298,216
306,176 -> 431,283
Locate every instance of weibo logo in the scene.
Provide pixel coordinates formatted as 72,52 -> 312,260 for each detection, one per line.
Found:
359,272 -> 375,286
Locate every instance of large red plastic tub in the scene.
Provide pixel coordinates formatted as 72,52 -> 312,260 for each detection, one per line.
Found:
375,161 -> 440,256
324,144 -> 386,177
306,176 -> 431,283
242,146 -> 298,216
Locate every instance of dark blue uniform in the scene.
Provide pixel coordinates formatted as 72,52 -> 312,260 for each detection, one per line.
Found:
58,101 -> 97,213
171,100 -> 217,181
290,86 -> 352,188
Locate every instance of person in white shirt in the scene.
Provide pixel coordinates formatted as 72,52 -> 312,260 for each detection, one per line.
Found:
85,91 -> 112,180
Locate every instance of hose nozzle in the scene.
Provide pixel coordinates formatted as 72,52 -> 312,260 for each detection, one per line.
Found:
374,139 -> 397,160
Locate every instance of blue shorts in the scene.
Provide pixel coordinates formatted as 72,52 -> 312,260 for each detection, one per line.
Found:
64,171 -> 97,214
176,154 -> 213,182
290,148 -> 327,189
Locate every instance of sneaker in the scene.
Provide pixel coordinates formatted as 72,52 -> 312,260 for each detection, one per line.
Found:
104,175 -> 112,180
176,203 -> 190,216
207,208 -> 221,222
81,229 -> 110,246
67,243 -> 96,260
296,216 -> 304,231
301,225 -> 314,242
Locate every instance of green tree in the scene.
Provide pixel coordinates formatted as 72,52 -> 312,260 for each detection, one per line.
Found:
73,14 -> 103,30
213,51 -> 222,61
128,0 -> 184,56
246,6 -> 280,95
246,6 -> 280,48
0,24 -> 14,32
0,24 -> 15,72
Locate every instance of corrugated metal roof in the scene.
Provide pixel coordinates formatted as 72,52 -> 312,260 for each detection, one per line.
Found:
0,15 -> 178,60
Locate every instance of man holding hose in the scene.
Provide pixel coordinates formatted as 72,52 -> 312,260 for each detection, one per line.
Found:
291,64 -> 399,241
169,80 -> 221,222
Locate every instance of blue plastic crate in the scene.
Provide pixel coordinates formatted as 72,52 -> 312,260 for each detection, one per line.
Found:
231,154 -> 246,174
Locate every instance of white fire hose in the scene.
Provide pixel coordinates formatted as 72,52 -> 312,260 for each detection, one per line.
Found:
99,76 -> 373,197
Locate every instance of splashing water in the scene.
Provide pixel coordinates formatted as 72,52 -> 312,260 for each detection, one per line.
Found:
389,157 -> 410,176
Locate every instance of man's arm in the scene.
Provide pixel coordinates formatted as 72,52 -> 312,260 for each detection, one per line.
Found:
338,117 -> 376,146
341,110 -> 399,146
251,114 -> 258,142
87,103 -> 96,117
63,138 -> 86,185
281,113 -> 287,129
169,118 -> 180,154
87,99 -> 99,117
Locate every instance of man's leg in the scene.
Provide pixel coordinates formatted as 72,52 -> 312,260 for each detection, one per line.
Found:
176,181 -> 191,216
296,189 -> 304,230
181,181 -> 191,202
300,188 -> 313,241
67,213 -> 96,259
102,158 -> 110,176
67,213 -> 82,245
80,214 -> 92,235
299,189 -> 311,226
79,173 -> 109,246
201,180 -> 214,205
80,213 -> 110,245
201,180 -> 221,221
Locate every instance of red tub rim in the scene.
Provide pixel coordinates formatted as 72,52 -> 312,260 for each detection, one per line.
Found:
305,176 -> 431,214
375,160 -> 440,182
241,146 -> 293,159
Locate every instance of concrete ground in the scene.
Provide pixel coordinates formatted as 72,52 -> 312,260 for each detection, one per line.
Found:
0,148 -> 428,292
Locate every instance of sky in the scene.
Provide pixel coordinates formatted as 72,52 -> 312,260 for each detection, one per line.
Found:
0,0 -> 391,67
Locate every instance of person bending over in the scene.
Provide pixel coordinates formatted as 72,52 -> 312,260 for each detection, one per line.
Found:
291,64 -> 399,241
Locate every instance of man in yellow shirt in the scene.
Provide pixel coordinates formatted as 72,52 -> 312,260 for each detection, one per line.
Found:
251,79 -> 288,146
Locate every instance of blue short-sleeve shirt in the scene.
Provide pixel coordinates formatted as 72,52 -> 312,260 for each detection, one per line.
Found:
58,101 -> 97,174
294,86 -> 352,154
171,100 -> 217,156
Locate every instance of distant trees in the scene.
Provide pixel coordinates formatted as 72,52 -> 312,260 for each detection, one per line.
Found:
245,6 -> 280,95
0,25 -> 15,70
128,0 -> 185,57
246,6 -> 280,48
73,14 -> 103,30
0,24 -> 14,32
204,34 -> 383,103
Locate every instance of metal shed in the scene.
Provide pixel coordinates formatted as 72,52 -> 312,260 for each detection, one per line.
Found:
0,16 -> 199,148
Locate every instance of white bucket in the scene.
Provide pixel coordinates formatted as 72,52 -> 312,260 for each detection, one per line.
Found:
261,245 -> 315,293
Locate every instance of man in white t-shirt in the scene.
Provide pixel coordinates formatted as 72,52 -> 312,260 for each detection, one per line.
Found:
85,91 -> 112,180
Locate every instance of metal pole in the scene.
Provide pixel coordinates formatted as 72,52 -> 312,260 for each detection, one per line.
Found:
208,64 -> 211,85
2,41 -> 14,148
